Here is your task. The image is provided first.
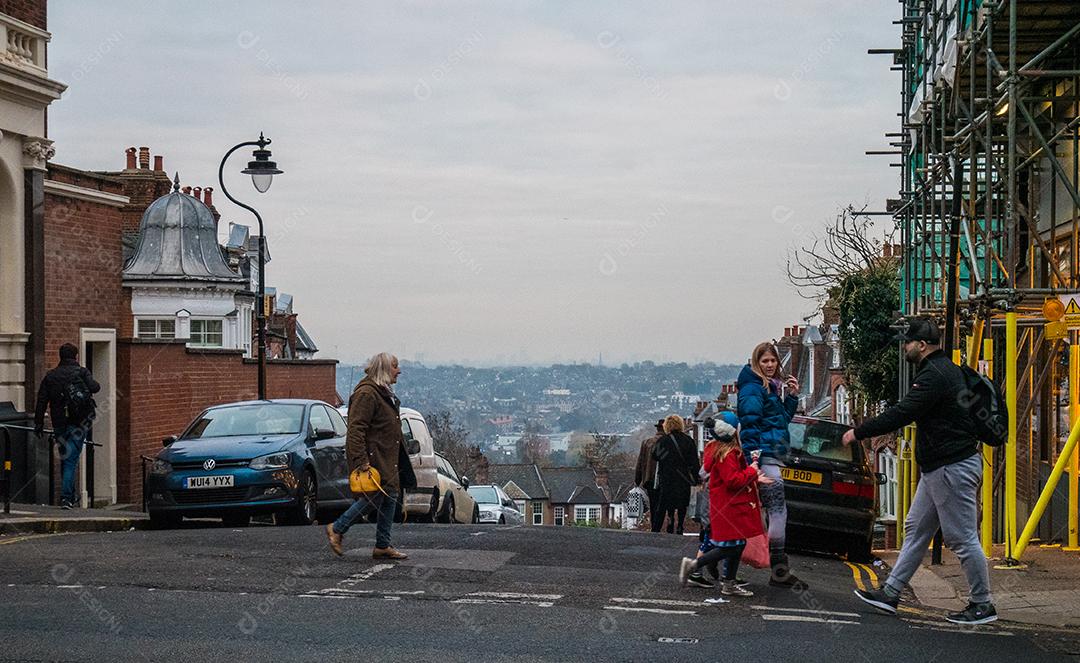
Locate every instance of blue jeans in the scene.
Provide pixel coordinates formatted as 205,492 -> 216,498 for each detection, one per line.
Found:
57,425 -> 85,505
333,489 -> 398,549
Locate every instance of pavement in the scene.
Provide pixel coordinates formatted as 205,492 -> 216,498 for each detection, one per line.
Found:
1,521 -> 1078,662
0,502 -> 148,534
880,543 -> 1080,630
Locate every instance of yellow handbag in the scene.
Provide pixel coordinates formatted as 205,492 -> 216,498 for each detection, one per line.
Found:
349,466 -> 384,494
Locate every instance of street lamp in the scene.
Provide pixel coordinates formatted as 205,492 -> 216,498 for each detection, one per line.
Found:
218,132 -> 284,400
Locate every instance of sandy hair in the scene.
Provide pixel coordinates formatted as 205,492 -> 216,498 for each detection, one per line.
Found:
662,414 -> 685,434
707,439 -> 741,465
364,352 -> 398,387
750,342 -> 783,388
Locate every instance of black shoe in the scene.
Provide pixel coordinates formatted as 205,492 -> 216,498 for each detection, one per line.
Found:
60,501 -> 73,510
687,572 -> 714,588
853,588 -> 899,615
733,577 -> 750,588
945,602 -> 998,625
769,569 -> 807,589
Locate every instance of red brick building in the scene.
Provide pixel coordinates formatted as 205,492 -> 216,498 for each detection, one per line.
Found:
36,149 -> 338,506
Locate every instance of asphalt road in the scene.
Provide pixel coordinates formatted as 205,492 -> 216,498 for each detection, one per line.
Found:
1,520 -> 1078,662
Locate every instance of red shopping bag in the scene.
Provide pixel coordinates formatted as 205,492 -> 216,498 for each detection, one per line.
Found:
740,533 -> 770,569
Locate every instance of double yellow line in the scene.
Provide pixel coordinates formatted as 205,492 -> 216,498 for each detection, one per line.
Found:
844,561 -> 879,591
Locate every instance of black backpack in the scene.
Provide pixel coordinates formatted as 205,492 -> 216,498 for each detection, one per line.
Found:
959,364 -> 1008,447
62,375 -> 97,427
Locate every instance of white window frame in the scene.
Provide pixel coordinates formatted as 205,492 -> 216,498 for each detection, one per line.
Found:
553,506 -> 564,526
135,317 -> 176,340
532,500 -> 543,525
189,318 -> 224,348
574,505 -> 600,524
835,385 -> 851,425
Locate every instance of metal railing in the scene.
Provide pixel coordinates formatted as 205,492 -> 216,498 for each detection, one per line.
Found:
0,423 -> 102,514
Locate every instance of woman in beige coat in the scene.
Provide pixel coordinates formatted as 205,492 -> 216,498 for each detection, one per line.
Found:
326,352 -> 416,559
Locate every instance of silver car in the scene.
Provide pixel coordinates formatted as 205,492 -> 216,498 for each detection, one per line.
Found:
468,484 -> 523,525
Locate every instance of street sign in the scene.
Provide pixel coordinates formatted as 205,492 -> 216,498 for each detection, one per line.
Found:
1060,295 -> 1080,330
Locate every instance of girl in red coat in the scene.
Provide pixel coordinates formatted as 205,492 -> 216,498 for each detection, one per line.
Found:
679,413 -> 767,596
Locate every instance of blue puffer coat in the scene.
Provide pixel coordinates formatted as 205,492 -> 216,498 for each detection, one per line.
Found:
736,364 -> 798,461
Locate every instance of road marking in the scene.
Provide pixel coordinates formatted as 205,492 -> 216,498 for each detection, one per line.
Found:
453,600 -> 557,609
306,588 -> 425,596
751,605 -> 860,618
338,563 -> 394,588
0,532 -> 78,546
658,637 -> 698,644
466,591 -> 562,600
844,562 -> 867,591
858,563 -> 879,588
611,597 -> 704,608
901,617 -> 1014,636
604,606 -> 697,616
761,614 -> 860,625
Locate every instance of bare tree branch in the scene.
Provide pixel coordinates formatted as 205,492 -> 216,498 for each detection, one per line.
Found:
786,204 -> 896,300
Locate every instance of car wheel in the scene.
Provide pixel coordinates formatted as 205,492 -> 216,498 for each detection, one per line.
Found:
498,515 -> 505,525
222,514 -> 250,527
424,490 -> 440,523
471,505 -> 480,524
149,510 -> 181,529
276,470 -> 318,526
847,535 -> 873,563
437,495 -> 455,524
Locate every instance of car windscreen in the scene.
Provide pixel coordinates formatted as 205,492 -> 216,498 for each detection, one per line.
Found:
787,420 -> 860,463
182,404 -> 305,439
468,486 -> 499,504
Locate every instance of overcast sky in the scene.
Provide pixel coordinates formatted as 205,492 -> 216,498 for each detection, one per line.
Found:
47,1 -> 899,367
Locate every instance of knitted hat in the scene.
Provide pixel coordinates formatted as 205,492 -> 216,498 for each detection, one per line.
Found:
708,411 -> 739,441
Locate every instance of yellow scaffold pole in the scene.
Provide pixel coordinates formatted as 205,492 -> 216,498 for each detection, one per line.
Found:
981,337 -> 994,556
1014,402 -> 1080,559
1005,311 -> 1018,556
1067,341 -> 1080,552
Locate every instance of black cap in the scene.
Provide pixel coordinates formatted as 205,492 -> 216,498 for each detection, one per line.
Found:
895,317 -> 940,344
655,419 -> 665,430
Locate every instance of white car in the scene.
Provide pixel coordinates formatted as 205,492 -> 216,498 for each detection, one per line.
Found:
337,404 -> 477,523
468,484 -> 524,525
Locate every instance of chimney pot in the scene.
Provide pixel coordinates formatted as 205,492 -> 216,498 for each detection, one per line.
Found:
125,147 -> 137,169
785,327 -> 792,337
193,186 -> 202,202
153,155 -> 163,171
182,186 -> 192,195
203,187 -> 214,206
138,147 -> 150,169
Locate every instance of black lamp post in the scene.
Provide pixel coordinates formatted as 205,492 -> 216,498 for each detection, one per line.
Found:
218,132 -> 283,400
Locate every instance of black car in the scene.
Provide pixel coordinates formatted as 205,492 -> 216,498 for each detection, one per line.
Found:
781,415 -> 883,562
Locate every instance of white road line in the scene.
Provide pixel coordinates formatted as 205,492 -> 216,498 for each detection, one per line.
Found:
761,614 -> 860,625
465,591 -> 563,600
338,563 -> 394,588
751,605 -> 861,619
298,594 -> 351,599
902,618 -> 1014,636
604,606 -> 697,616
449,600 -> 552,609
610,597 -> 706,608
306,591 -> 423,600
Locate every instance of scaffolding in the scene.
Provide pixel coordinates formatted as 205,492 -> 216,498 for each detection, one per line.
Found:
883,0 -> 1080,561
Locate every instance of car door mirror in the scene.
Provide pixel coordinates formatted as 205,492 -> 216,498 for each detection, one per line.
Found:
162,435 -> 177,447
311,428 -> 336,441
875,472 -> 887,485
460,475 -> 470,489
405,437 -> 420,455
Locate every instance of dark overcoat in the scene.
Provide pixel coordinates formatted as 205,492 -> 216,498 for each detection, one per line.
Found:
346,377 -> 417,494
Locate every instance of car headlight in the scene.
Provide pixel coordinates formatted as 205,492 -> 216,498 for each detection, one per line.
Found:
250,453 -> 291,470
150,459 -> 172,476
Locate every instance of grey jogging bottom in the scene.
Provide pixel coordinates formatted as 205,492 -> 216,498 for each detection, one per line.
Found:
885,452 -> 992,604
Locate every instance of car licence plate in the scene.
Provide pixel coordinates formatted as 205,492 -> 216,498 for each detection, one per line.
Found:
185,475 -> 235,489
781,468 -> 822,485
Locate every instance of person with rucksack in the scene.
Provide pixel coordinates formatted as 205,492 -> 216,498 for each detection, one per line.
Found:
844,317 -> 997,625
651,414 -> 700,535
34,343 -> 100,509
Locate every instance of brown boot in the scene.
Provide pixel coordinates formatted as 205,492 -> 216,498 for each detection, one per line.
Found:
325,523 -> 343,557
372,546 -> 408,560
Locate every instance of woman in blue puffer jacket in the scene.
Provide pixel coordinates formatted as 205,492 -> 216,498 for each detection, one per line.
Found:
736,341 -> 805,588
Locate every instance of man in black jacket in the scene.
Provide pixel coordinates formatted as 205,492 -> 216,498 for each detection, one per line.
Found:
34,343 -> 100,509
843,318 -> 996,625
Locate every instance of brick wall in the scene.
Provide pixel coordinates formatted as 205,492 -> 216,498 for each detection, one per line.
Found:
44,168 -> 131,353
117,341 -> 337,502
0,0 -> 45,29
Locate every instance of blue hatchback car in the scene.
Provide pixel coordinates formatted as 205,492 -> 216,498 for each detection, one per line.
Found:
146,399 -> 352,528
